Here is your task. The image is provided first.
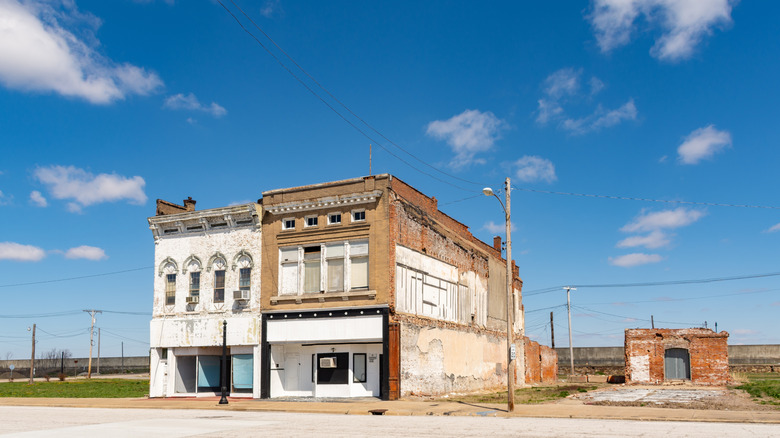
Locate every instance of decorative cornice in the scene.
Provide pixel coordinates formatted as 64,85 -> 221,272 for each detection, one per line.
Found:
148,203 -> 260,237
265,190 -> 382,216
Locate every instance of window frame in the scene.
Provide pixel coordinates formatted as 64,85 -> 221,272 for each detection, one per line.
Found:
165,274 -> 176,305
353,353 -> 367,383
327,212 -> 342,225
305,215 -> 319,228
189,271 -> 200,298
351,209 -> 366,222
214,269 -> 226,303
282,218 -> 296,231
239,267 -> 251,291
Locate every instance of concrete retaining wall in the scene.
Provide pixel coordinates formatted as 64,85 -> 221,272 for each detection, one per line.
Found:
0,356 -> 149,375
557,344 -> 780,369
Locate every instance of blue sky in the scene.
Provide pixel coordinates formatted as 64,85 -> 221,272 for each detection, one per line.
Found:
1,0 -> 779,358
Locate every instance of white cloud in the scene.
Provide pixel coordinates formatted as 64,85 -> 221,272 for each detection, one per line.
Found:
33,165 -> 147,211
0,189 -> 10,205
766,223 -> 780,233
621,207 -> 705,233
29,190 -> 47,207
483,221 -> 516,235
543,68 -> 581,99
609,253 -> 663,267
0,0 -> 163,103
260,0 -> 283,18
65,245 -> 107,260
512,156 -> 557,183
589,0 -> 736,61
535,99 -> 563,125
535,69 -> 635,133
0,242 -> 46,262
616,230 -> 671,249
677,125 -> 731,164
164,93 -> 227,118
562,99 -> 637,134
426,109 -> 506,169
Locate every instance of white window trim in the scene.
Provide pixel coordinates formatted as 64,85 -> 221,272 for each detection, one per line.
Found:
278,240 -> 368,296
351,209 -> 366,223
282,217 -> 296,230
304,215 -> 318,228
327,212 -> 342,226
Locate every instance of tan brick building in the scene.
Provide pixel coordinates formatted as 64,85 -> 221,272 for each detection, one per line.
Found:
260,174 -> 525,399
624,328 -> 729,386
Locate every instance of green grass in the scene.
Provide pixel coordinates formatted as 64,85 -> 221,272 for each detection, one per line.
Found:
0,379 -> 149,398
735,373 -> 780,405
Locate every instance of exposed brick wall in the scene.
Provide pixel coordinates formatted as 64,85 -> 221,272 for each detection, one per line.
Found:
625,328 -> 729,386
522,337 -> 557,384
540,345 -> 558,383
524,338 -> 541,384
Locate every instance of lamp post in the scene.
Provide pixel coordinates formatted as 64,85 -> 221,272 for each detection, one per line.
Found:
483,177 -> 515,412
219,320 -> 229,405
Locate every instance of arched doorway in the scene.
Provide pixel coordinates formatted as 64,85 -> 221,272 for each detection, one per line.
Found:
664,348 -> 691,380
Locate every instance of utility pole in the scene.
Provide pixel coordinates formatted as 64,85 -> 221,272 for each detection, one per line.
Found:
369,144 -> 372,176
28,324 -> 35,384
97,328 -> 101,375
651,315 -> 654,329
83,310 -> 102,378
564,287 -> 576,376
482,178 -> 515,412
550,311 -> 555,349
121,342 -> 124,374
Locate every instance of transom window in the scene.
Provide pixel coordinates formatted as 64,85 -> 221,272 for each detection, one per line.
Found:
352,210 -> 366,222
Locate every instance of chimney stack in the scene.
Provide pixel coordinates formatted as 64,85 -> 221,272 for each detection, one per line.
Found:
493,236 -> 502,252
183,197 -> 196,212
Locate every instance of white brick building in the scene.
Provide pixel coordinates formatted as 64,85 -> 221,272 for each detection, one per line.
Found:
148,199 -> 262,398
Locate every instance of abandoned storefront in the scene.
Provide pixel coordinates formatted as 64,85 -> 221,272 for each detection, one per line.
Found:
624,328 -> 729,386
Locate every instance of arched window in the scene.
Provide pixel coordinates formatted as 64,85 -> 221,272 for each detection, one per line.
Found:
209,253 -> 227,303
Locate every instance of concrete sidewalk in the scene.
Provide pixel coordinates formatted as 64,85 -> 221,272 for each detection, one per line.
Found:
0,396 -> 779,424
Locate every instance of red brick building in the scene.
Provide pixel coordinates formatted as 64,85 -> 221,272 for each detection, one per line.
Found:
524,338 -> 558,384
624,328 -> 729,386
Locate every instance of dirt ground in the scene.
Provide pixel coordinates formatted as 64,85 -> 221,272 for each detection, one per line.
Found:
576,385 -> 780,411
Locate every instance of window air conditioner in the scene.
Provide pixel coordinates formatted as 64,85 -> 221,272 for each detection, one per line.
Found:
233,289 -> 250,301
319,357 -> 337,368
186,296 -> 199,304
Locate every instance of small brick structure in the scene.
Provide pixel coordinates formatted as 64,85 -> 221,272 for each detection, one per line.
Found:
525,337 -> 558,384
625,328 -> 729,386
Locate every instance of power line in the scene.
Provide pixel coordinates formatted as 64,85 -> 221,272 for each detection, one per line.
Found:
512,185 -> 780,209
217,1 -> 480,192
573,305 -> 698,326
0,267 -> 151,289
0,311 -> 82,319
524,271 -> 780,297
581,287 -> 780,306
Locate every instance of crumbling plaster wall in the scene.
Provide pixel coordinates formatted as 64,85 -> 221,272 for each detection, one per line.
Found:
399,320 -> 508,396
625,328 -> 729,386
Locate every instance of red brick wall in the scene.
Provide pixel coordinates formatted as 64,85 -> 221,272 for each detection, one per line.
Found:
625,328 -> 729,386
524,338 -> 541,384
540,345 -> 558,383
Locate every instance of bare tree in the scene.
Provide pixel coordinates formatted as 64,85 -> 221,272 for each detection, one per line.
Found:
4,352 -> 12,361
38,348 -> 72,372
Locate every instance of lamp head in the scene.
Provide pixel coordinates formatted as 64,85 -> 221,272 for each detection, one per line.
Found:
482,187 -> 494,197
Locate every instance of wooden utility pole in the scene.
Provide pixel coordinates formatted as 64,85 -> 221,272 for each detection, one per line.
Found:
83,310 -> 102,378
565,287 -> 576,376
97,328 -> 101,375
550,312 -> 555,349
29,324 -> 35,384
651,315 -> 654,329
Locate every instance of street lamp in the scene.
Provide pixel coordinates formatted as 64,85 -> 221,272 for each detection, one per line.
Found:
484,177 -> 515,412
219,320 -> 229,405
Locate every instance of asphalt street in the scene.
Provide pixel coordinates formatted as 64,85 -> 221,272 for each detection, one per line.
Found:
0,406 -> 778,437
